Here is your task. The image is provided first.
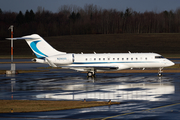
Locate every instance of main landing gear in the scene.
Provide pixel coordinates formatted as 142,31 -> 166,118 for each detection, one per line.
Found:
87,71 -> 96,77
87,68 -> 164,77
158,67 -> 163,77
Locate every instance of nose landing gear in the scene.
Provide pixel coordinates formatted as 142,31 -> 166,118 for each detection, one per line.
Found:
158,67 -> 163,77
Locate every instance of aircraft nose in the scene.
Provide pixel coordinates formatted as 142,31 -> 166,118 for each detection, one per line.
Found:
168,61 -> 175,66
171,61 -> 175,66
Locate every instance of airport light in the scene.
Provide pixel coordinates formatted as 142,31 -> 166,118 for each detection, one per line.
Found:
8,25 -> 14,63
6,25 -> 16,75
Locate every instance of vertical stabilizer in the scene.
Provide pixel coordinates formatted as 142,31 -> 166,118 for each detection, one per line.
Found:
21,34 -> 66,58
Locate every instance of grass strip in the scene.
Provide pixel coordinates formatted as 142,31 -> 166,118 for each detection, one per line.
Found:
0,70 -> 48,74
0,100 -> 120,113
0,68 -> 180,75
0,61 -> 33,64
0,55 -> 35,59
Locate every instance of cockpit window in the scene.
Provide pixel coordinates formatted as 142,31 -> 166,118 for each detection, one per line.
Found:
155,56 -> 164,59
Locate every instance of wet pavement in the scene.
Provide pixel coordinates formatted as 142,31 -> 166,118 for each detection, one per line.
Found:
1,60 -> 180,119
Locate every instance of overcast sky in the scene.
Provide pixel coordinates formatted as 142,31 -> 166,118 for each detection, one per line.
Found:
0,0 -> 180,13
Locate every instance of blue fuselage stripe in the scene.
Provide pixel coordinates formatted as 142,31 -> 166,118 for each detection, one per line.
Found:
72,61 -> 158,64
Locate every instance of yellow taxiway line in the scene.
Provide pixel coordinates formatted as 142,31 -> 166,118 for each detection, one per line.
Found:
96,102 -> 180,120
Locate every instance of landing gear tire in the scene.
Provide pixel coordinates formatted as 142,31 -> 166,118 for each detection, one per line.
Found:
158,68 -> 163,77
87,72 -> 95,77
158,73 -> 162,77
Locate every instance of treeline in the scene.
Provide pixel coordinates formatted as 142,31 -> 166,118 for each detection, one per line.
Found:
1,4 -> 180,38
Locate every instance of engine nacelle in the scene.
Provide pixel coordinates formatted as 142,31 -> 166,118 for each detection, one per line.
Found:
32,58 -> 45,63
47,54 -> 73,65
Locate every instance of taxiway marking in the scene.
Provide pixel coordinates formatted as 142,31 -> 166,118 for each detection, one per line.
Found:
99,102 -> 180,120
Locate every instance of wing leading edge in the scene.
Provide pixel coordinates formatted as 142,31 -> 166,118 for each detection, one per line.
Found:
61,66 -> 119,72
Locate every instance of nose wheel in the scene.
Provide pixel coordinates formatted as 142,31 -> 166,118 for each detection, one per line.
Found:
158,68 -> 163,77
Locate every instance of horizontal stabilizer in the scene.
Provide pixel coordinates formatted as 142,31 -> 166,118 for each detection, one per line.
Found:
6,37 -> 39,40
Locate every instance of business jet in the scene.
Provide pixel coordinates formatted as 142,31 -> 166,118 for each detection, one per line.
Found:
7,34 -> 174,77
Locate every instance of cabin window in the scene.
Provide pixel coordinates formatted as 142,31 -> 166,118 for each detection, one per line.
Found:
113,58 -> 115,60
108,58 -> 110,60
103,58 -> 105,60
145,58 -> 147,60
136,58 -> 138,60
122,58 -> 124,60
127,58 -> 128,60
131,58 -> 133,60
99,58 -> 101,60
94,58 -> 96,61
155,56 -> 164,59
85,58 -> 88,61
117,58 -> 119,60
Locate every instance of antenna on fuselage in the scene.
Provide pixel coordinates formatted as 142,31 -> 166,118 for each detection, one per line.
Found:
128,51 -> 131,53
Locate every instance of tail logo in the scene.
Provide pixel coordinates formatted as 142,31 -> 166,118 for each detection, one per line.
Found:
30,40 -> 47,58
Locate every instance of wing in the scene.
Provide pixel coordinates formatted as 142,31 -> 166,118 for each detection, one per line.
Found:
61,66 -> 119,72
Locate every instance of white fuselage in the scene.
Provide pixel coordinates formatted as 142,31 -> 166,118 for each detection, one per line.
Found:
36,53 -> 174,72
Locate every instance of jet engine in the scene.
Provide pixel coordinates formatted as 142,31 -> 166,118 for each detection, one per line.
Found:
32,58 -> 45,63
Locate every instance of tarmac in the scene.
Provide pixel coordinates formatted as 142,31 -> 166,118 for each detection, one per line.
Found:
0,59 -> 180,119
